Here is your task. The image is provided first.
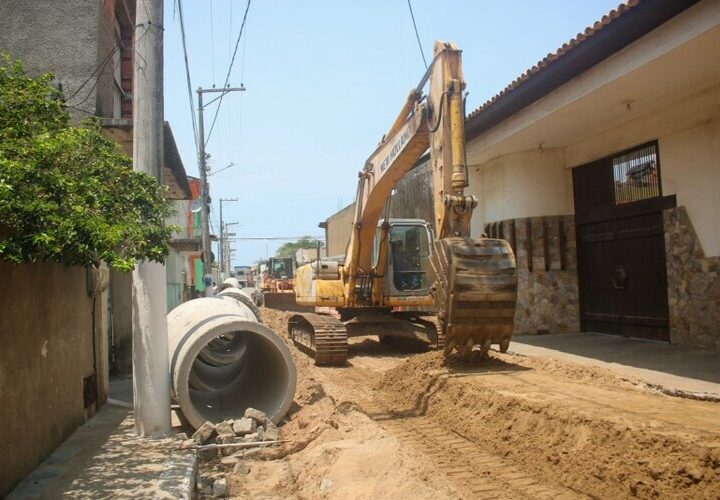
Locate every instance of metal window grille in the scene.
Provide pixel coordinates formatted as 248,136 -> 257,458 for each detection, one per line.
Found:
612,143 -> 660,205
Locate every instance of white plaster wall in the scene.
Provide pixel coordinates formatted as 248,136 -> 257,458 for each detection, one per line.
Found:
467,84 -> 720,255
467,148 -> 573,233
661,119 -> 720,256
566,84 -> 720,257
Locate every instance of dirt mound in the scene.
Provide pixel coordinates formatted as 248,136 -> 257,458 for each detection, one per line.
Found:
259,307 -> 292,339
379,351 -> 720,499
211,308 -> 461,499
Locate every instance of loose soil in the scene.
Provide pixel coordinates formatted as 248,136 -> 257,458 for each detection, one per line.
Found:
199,308 -> 720,499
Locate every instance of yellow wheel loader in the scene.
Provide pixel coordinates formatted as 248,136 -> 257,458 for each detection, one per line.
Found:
289,42 -> 518,365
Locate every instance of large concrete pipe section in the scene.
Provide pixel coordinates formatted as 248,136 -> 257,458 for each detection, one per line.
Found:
167,297 -> 296,428
218,286 -> 262,323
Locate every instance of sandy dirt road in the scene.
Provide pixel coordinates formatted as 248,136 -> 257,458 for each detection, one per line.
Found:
201,309 -> 720,499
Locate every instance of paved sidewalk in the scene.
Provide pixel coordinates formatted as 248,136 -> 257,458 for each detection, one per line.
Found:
510,333 -> 720,397
9,376 -> 195,499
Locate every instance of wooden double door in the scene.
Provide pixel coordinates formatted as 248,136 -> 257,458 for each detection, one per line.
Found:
573,143 -> 672,342
576,206 -> 671,341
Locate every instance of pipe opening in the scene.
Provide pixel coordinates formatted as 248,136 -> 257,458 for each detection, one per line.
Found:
185,329 -> 292,424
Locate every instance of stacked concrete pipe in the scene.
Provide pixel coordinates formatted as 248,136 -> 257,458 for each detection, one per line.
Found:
167,296 -> 296,428
218,286 -> 262,323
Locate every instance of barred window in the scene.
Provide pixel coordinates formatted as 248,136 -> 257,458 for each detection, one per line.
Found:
612,142 -> 660,205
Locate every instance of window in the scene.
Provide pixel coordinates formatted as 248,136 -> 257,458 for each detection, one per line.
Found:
390,224 -> 430,291
573,141 -> 662,214
612,142 -> 660,205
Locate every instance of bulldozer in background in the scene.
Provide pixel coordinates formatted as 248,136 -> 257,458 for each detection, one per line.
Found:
260,257 -> 312,312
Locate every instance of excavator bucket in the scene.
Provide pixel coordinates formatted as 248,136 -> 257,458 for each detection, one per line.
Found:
263,292 -> 313,313
431,237 -> 518,356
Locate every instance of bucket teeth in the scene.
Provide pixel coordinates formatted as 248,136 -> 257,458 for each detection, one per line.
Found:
431,237 -> 518,358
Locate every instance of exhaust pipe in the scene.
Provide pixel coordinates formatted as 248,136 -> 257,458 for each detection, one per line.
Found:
167,297 -> 296,428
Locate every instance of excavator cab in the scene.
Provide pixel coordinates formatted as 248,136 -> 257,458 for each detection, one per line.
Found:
376,219 -> 434,295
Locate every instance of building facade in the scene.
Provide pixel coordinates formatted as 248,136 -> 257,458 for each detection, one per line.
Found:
464,0 -> 720,347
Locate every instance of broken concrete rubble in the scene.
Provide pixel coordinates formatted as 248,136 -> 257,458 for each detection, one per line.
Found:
214,420 -> 234,436
244,407 -> 268,424
212,477 -> 227,497
194,407 -> 286,497
192,421 -> 216,444
232,417 -> 256,435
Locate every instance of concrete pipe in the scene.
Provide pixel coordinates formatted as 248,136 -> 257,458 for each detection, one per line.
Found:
218,286 -> 262,323
167,296 -> 296,428
220,277 -> 241,290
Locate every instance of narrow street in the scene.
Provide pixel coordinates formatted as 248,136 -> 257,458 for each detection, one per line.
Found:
196,309 -> 720,499
3,1 -> 720,498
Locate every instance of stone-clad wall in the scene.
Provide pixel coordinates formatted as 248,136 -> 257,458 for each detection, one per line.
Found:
487,216 -> 580,335
664,206 -> 720,349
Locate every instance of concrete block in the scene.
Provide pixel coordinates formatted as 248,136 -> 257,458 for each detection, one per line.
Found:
264,422 -> 279,441
232,417 -> 256,435
192,421 -> 216,445
244,407 -> 268,424
241,432 -> 259,443
215,420 -> 234,436
212,477 -> 227,497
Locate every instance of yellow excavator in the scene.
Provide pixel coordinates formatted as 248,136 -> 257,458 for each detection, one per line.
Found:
289,41 -> 518,365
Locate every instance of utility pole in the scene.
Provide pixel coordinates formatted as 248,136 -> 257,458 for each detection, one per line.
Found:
131,0 -> 170,436
224,224 -> 239,276
219,197 -> 238,280
196,86 -> 245,294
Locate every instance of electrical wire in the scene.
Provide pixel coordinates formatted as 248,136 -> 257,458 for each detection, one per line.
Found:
70,44 -> 125,108
204,0 -> 251,147
407,0 -> 428,69
66,44 -> 121,102
176,0 -> 199,149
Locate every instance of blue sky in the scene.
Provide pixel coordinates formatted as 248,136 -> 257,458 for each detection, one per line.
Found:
163,0 -> 621,266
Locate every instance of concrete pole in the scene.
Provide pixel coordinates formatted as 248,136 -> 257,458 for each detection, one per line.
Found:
218,198 -> 238,280
196,90 -> 214,296
219,203 -> 224,280
131,0 -> 171,436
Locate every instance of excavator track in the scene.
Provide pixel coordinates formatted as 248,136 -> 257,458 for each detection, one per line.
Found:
430,237 -> 517,357
288,313 -> 348,366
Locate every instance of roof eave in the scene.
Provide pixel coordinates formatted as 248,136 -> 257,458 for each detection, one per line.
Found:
465,0 -> 700,142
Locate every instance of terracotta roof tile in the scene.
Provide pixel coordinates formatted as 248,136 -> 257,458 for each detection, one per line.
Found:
467,0 -> 641,121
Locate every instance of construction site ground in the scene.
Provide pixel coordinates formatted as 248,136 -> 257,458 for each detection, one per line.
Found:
200,308 -> 720,499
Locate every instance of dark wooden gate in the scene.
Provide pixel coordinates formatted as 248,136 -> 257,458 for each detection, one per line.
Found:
573,142 -> 674,341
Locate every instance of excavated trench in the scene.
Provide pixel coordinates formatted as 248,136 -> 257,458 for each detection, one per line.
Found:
209,308 -> 720,499
375,351 -> 720,499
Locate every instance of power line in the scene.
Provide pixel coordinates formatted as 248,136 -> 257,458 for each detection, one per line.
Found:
204,0 -> 251,147
176,0 -> 199,148
226,236 -> 326,241
66,43 -> 120,102
407,0 -> 427,69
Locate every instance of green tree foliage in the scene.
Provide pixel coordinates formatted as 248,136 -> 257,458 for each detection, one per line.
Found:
0,55 -> 175,271
275,237 -> 325,258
